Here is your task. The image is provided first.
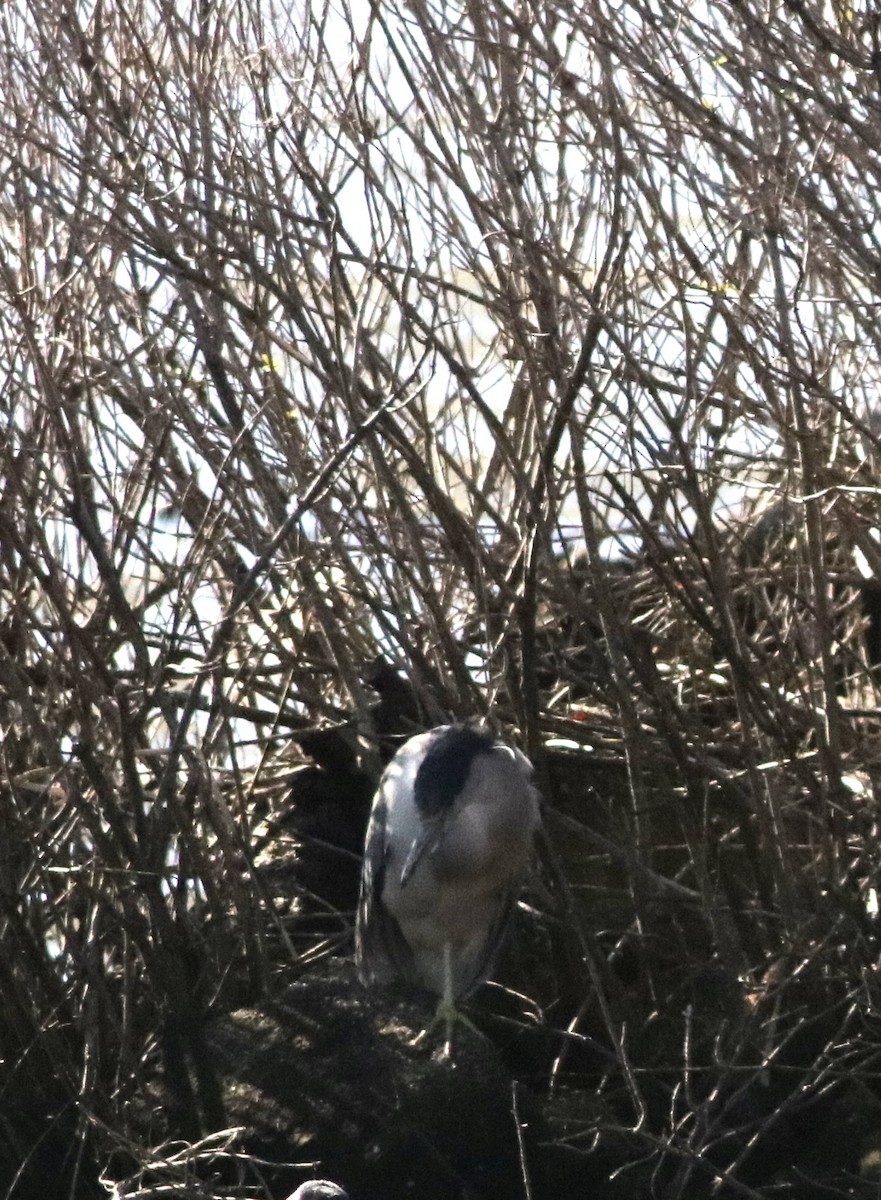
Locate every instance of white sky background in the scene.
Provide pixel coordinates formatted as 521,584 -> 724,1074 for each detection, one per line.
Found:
4,0 -> 881,755
27,1 -> 878,520
293,0 -> 881,514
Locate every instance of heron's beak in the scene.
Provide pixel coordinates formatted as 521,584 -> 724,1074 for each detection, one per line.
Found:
399,820 -> 444,887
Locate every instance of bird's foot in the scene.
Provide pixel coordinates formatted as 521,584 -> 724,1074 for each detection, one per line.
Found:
410,997 -> 480,1057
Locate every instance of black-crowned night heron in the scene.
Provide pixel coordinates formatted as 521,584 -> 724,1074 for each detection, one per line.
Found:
355,723 -> 541,1050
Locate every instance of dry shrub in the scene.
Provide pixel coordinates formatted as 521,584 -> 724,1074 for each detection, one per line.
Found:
3,1 -> 881,1196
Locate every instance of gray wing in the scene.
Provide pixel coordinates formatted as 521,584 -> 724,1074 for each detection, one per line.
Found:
354,790 -> 418,987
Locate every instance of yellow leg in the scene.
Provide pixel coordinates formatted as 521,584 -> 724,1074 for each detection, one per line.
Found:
441,940 -> 455,1055
411,943 -> 479,1057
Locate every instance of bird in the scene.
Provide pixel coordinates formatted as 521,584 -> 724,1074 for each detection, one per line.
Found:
355,722 -> 541,1051
287,1182 -> 349,1200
